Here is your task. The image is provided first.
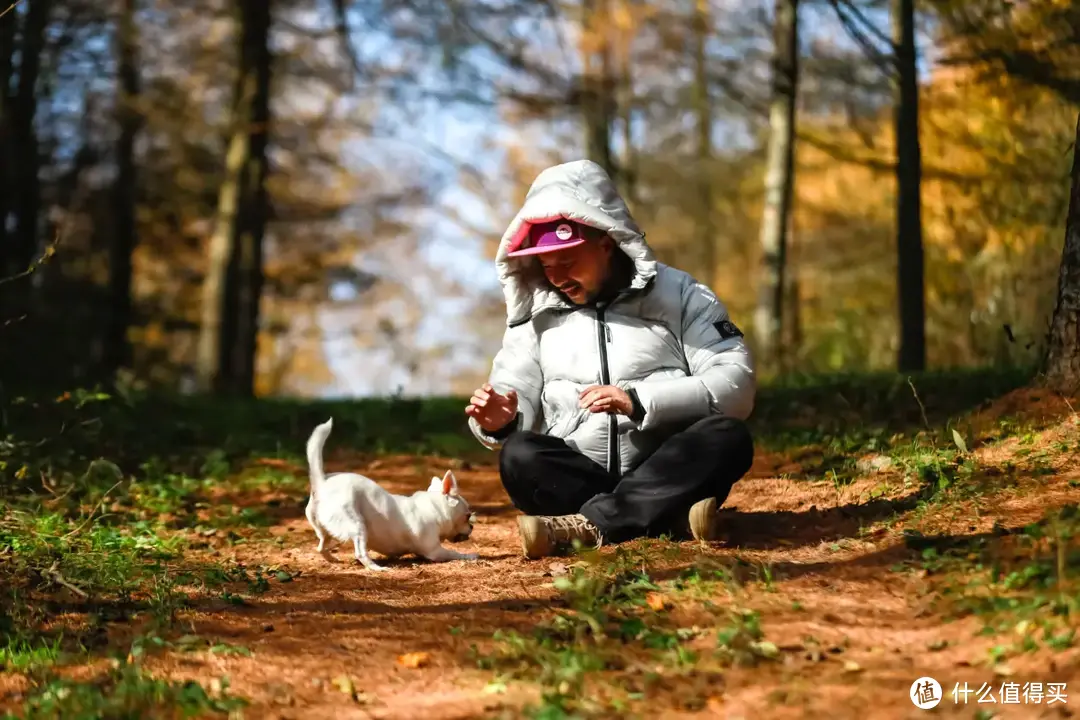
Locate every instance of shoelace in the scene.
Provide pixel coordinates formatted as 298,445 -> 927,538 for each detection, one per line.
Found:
548,514 -> 604,546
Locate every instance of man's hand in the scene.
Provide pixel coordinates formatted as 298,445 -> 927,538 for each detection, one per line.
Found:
465,383 -> 519,432
579,385 -> 634,415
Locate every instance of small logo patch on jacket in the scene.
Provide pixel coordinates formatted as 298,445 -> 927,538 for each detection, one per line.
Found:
713,320 -> 743,339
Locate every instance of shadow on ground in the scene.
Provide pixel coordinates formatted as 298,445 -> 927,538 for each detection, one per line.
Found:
717,489 -> 927,549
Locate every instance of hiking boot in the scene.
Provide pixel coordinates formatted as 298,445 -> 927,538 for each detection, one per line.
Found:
688,497 -> 720,541
516,513 -> 603,559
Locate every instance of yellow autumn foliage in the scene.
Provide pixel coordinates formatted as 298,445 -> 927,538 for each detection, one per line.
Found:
745,53 -> 1077,373
477,1 -> 1076,379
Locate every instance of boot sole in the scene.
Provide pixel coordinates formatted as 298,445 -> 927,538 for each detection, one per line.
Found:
517,515 -> 550,559
689,497 -> 718,541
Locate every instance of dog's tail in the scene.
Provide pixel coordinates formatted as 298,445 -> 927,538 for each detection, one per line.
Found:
306,418 -> 334,494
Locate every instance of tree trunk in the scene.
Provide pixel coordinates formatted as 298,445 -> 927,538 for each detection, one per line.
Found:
104,0 -> 142,378
581,0 -> 616,179
785,272 -> 802,371
230,0 -> 272,397
783,213 -> 801,372
195,0 -> 272,396
753,0 -> 799,375
1042,113 -> 1080,394
196,77 -> 256,395
10,0 -> 51,278
0,10 -> 17,282
892,0 -> 926,372
691,0 -> 716,289
617,0 -> 636,207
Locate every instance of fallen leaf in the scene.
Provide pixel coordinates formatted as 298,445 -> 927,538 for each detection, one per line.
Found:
175,635 -> 205,649
546,562 -> 568,577
645,592 -> 668,611
332,675 -> 355,695
843,660 -> 863,673
397,651 -> 431,669
752,640 -> 780,659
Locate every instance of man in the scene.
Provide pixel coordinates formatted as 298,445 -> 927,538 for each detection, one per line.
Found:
465,159 -> 756,559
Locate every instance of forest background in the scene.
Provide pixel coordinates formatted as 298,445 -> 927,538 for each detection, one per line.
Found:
1,0 -> 1076,401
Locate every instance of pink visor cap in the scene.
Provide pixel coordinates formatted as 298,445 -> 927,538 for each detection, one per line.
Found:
506,219 -> 599,257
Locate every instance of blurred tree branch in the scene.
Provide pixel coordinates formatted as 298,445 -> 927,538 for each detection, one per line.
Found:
931,0 -> 1080,105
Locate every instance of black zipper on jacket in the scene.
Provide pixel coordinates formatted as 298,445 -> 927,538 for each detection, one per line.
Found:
595,306 -> 620,478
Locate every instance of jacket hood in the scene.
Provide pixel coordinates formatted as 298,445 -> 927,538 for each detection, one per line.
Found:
494,159 -> 657,326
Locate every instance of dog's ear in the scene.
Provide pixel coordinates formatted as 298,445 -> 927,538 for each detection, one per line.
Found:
441,469 -> 458,495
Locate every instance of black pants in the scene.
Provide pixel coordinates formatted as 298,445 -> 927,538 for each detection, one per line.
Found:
498,415 -> 754,543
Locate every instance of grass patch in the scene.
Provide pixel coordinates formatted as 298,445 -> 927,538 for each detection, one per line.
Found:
901,504 -> 1080,668
473,544 -> 782,717
750,363 -> 1040,484
750,363 -> 1035,442
2,659 -> 245,719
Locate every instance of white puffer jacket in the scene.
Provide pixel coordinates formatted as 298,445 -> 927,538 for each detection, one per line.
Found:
469,159 -> 756,476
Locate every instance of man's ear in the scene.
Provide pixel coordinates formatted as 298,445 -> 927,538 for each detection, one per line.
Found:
441,469 -> 458,495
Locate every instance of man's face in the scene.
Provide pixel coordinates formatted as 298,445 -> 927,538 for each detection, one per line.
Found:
538,236 -> 615,305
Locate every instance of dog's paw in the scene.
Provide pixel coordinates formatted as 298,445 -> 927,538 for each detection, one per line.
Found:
461,553 -> 479,561
363,563 -> 390,572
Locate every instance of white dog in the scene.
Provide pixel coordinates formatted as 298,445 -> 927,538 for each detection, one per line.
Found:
303,418 -> 478,571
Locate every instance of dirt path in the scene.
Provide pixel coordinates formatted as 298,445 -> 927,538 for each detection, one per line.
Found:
124,409 -> 1080,720
161,458 -> 550,719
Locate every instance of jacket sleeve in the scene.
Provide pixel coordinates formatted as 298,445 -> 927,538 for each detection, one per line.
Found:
468,321 -> 545,449
629,280 -> 756,430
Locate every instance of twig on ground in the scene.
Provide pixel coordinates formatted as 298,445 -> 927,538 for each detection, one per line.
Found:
1061,394 -> 1078,422
63,478 -> 125,538
42,479 -> 76,505
906,377 -> 931,433
45,560 -> 89,598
